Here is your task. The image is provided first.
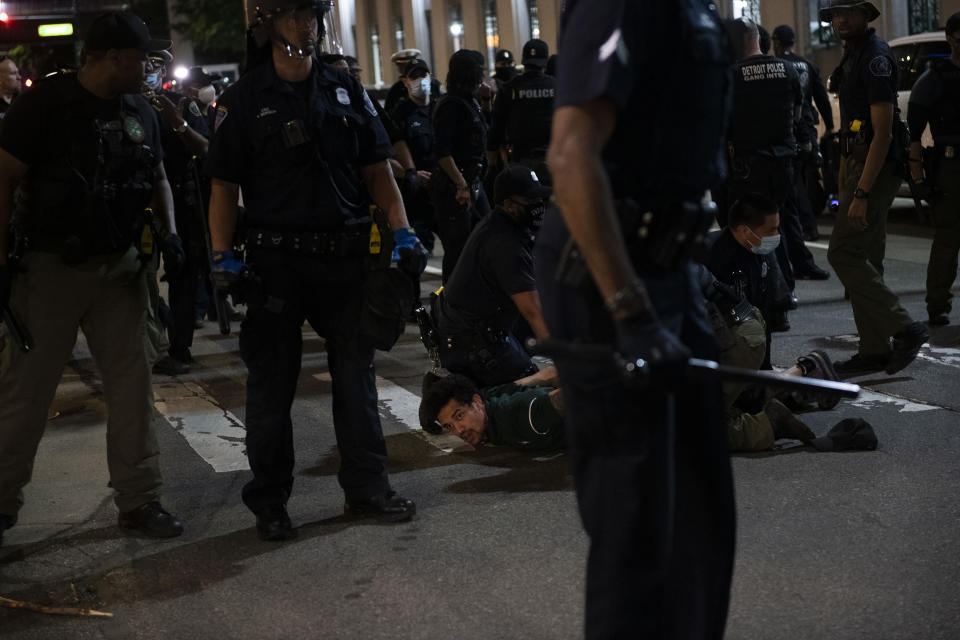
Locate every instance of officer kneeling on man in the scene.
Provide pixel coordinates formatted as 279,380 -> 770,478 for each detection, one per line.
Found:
428,165 -> 551,387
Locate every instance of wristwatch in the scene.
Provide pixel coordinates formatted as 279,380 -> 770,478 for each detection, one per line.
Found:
173,119 -> 188,134
853,187 -> 869,200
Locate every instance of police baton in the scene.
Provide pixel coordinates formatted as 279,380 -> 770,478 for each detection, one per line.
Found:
527,339 -> 860,400
1,305 -> 33,353
192,164 -> 232,336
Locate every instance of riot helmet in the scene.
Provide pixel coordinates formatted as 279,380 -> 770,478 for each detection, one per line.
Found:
244,0 -> 341,59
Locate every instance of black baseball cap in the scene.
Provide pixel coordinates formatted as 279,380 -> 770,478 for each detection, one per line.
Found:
521,39 -> 549,66
810,418 -> 878,452
772,25 -> 796,45
449,49 -> 485,74
494,165 -> 551,204
85,11 -> 171,52
495,49 -> 514,65
946,12 -> 960,36
403,58 -> 430,78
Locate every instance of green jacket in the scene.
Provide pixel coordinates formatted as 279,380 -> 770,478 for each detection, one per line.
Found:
482,383 -> 565,452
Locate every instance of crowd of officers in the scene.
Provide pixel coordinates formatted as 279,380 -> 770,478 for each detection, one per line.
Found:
0,0 -> 958,637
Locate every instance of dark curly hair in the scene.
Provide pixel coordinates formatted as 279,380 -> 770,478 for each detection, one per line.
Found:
419,372 -> 478,434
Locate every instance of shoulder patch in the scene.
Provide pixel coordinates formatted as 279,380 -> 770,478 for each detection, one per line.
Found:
362,88 -> 379,117
214,105 -> 228,131
188,100 -> 202,117
335,86 -> 351,105
869,56 -> 892,78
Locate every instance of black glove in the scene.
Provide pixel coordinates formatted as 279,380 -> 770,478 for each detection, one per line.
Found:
0,264 -> 11,309
160,232 -> 186,276
615,316 -> 690,389
401,168 -> 419,197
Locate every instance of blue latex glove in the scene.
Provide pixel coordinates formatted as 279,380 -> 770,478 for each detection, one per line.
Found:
210,250 -> 245,291
392,227 -> 428,276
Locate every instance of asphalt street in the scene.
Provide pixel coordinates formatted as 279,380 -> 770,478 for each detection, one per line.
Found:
1,201 -> 959,639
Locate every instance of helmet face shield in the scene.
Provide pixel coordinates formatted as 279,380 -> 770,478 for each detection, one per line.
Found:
319,2 -> 342,55
244,0 -> 338,55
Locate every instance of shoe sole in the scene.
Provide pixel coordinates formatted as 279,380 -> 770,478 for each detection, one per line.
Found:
807,350 -> 841,410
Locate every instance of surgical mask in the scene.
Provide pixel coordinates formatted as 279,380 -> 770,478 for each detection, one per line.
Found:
410,76 -> 430,99
144,72 -> 161,91
197,85 -> 216,105
750,232 -> 781,255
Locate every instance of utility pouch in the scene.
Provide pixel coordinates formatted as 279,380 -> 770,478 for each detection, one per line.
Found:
620,199 -> 717,271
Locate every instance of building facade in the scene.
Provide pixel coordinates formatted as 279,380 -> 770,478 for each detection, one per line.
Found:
329,0 -> 562,88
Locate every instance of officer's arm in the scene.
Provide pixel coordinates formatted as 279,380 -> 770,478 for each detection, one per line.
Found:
209,178 -> 240,252
514,364 -> 559,387
510,290 -> 550,340
0,148 -> 27,266
150,161 -> 177,236
858,102 -> 894,193
392,139 -> 416,172
811,68 -> 835,131
361,160 -> 411,231
548,99 -> 639,312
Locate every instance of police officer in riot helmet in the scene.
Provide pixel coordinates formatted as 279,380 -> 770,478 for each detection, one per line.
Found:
431,49 -> 490,282
492,49 -> 517,94
207,0 -> 425,540
822,0 -> 928,376
0,11 -> 185,544
431,165 -> 550,387
487,39 -> 555,184
536,1 -> 736,636
908,12 -> 960,327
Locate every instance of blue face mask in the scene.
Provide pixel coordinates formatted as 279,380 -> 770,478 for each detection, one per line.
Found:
749,231 -> 781,255
144,72 -> 161,91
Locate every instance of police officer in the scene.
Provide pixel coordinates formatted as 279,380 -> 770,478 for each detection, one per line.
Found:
536,1 -> 735,636
432,166 -> 550,387
431,49 -> 489,281
773,24 -> 836,243
207,0 -> 422,541
822,0 -> 928,375
0,11 -> 184,544
487,39 -> 555,182
492,49 -> 517,94
0,56 -> 21,119
390,58 -> 437,251
908,12 -> 960,327
152,64 -> 215,373
725,18 -> 825,316
384,49 -> 441,114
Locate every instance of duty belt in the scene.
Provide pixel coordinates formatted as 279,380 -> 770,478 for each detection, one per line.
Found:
245,228 -> 370,258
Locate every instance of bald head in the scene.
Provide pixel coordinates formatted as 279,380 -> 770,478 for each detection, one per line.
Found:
0,58 -> 21,101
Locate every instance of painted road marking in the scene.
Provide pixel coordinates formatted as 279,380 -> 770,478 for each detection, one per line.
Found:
154,380 -> 250,472
849,389 -> 938,413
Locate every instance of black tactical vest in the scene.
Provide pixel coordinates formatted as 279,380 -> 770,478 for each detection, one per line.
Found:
18,75 -> 155,260
930,59 -> 960,145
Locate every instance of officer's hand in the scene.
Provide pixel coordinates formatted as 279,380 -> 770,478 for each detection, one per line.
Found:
160,232 -> 186,276
155,94 -> 183,128
392,227 -> 428,277
417,170 -> 432,184
211,250 -> 245,291
401,168 -> 419,196
0,263 -> 12,309
614,316 -> 690,389
847,197 -> 869,231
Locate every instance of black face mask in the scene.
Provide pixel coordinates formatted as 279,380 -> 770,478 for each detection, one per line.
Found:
518,200 -> 546,233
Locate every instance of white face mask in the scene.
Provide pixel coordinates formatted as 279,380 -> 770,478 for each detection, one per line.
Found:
410,75 -> 430,99
197,85 -> 216,105
750,232 -> 781,255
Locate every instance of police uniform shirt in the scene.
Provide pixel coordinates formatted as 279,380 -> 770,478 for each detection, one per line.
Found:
706,228 -> 776,323
432,91 -> 488,181
728,54 -> 803,157
437,209 -> 535,335
483,383 -> 565,452
908,60 -> 960,147
0,73 -> 163,174
780,51 -> 835,142
833,28 -> 898,130
390,96 -> 435,170
205,60 -> 391,232
555,0 -> 730,203
159,89 -> 212,185
487,69 -> 556,159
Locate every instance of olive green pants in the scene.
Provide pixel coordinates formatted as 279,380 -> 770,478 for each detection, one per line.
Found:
716,311 -> 775,452
827,157 -> 913,355
0,248 -> 161,516
926,157 -> 960,317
